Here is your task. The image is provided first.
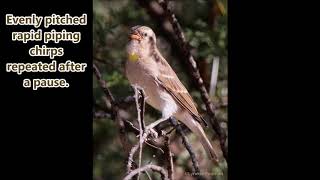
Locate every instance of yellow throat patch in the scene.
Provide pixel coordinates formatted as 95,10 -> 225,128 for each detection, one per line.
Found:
128,53 -> 139,62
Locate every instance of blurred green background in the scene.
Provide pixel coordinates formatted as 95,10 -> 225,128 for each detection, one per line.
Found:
93,0 -> 227,179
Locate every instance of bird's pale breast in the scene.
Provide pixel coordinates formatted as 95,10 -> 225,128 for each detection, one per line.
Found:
125,59 -> 178,117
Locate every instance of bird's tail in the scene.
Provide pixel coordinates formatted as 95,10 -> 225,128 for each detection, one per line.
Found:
176,112 -> 219,163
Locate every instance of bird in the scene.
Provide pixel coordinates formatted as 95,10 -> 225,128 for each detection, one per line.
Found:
125,25 -> 219,162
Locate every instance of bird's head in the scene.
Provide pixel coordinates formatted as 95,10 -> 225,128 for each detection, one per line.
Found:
128,25 -> 157,49
127,26 -> 158,62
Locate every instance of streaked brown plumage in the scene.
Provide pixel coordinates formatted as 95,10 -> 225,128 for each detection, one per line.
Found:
125,26 -> 218,161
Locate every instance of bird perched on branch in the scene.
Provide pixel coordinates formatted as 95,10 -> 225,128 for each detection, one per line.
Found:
125,25 -> 219,162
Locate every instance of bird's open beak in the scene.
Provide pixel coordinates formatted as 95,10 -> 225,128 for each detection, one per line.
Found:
129,32 -> 142,41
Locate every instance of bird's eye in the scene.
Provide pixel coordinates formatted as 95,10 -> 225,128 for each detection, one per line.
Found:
143,33 -> 148,37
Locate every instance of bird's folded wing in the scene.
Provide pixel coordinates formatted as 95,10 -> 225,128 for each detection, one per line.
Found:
155,54 -> 208,126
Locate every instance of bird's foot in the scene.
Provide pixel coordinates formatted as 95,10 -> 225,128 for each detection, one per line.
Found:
144,118 -> 170,140
148,128 -> 158,139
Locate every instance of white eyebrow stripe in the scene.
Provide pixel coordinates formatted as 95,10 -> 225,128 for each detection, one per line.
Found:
160,74 -> 175,79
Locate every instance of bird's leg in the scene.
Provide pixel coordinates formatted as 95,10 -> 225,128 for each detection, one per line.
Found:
149,129 -> 159,139
145,118 -> 169,140
167,117 -> 186,136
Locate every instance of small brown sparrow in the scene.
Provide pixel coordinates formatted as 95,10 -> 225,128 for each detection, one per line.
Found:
125,25 -> 218,161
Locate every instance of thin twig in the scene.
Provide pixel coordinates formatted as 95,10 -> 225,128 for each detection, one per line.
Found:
127,111 -> 170,176
93,63 -> 115,106
124,164 -> 169,180
145,170 -> 152,180
169,118 -> 200,174
127,86 -> 172,179
147,118 -> 168,130
127,143 -> 140,173
138,89 -> 146,132
145,141 -> 165,154
93,63 -> 131,154
123,118 -> 165,154
134,86 -> 145,180
164,136 -> 174,180
124,119 -> 140,134
127,128 -> 167,175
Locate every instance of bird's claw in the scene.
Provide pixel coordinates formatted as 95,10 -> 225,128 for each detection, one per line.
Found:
149,128 -> 158,139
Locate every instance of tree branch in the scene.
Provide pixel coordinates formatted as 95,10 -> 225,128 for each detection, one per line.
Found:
133,86 -> 146,179
124,164 -> 169,180
169,118 -> 201,175
164,136 -> 174,180
137,89 -> 146,132
93,63 -> 131,154
127,143 -> 140,174
127,86 -> 172,179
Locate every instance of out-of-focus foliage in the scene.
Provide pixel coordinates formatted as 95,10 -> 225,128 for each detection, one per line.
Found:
93,0 -> 227,179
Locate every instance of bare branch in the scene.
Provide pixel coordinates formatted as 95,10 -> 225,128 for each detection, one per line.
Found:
164,136 -> 174,180
93,63 -> 131,154
127,86 -> 171,179
145,141 -> 165,154
124,118 -> 165,154
93,63 -> 115,106
124,164 -> 169,180
133,86 -> 146,179
124,119 -> 140,134
169,118 -> 201,175
127,143 -> 140,174
145,170 -> 152,180
147,118 -> 168,130
137,89 -> 146,132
